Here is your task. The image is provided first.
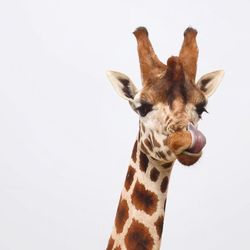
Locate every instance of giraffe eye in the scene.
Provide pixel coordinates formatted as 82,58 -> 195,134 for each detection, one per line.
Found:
136,102 -> 153,117
196,105 -> 208,119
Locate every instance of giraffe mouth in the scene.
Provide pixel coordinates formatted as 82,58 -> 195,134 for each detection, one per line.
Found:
166,124 -> 206,166
176,124 -> 206,166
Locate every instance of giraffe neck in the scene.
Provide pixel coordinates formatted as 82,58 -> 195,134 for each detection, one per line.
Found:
106,139 -> 174,250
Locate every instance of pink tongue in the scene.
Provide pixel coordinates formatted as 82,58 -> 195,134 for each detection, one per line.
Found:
187,123 -> 206,153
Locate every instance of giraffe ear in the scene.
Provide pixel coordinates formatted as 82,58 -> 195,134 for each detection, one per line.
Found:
106,71 -> 138,101
196,70 -> 224,97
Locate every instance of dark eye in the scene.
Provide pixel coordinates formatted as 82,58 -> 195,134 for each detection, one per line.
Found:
196,104 -> 208,119
136,102 -> 153,117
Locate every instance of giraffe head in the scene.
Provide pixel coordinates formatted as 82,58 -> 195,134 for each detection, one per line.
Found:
107,27 -> 224,166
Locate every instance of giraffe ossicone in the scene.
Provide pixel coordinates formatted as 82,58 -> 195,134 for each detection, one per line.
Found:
106,27 -> 224,250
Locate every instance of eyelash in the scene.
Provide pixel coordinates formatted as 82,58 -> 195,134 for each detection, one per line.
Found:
196,106 -> 208,118
136,102 -> 153,117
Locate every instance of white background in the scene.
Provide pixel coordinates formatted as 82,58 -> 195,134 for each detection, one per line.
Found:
0,1 -> 249,249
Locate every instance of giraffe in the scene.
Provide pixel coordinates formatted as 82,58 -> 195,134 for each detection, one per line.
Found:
105,27 -> 224,250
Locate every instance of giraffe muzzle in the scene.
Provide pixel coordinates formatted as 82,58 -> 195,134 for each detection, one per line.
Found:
165,123 -> 206,166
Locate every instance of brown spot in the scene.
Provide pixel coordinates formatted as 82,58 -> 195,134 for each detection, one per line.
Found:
162,162 -> 173,169
144,138 -> 153,151
106,236 -> 114,250
154,216 -> 164,239
164,199 -> 167,210
132,140 -> 138,163
140,142 -> 149,155
166,118 -> 173,128
150,156 -> 159,162
139,151 -> 149,173
161,176 -> 169,193
150,167 -> 160,182
114,246 -> 121,250
131,181 -> 158,215
156,151 -> 166,160
151,133 -> 161,147
115,199 -> 129,234
125,166 -> 136,191
125,219 -> 154,250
